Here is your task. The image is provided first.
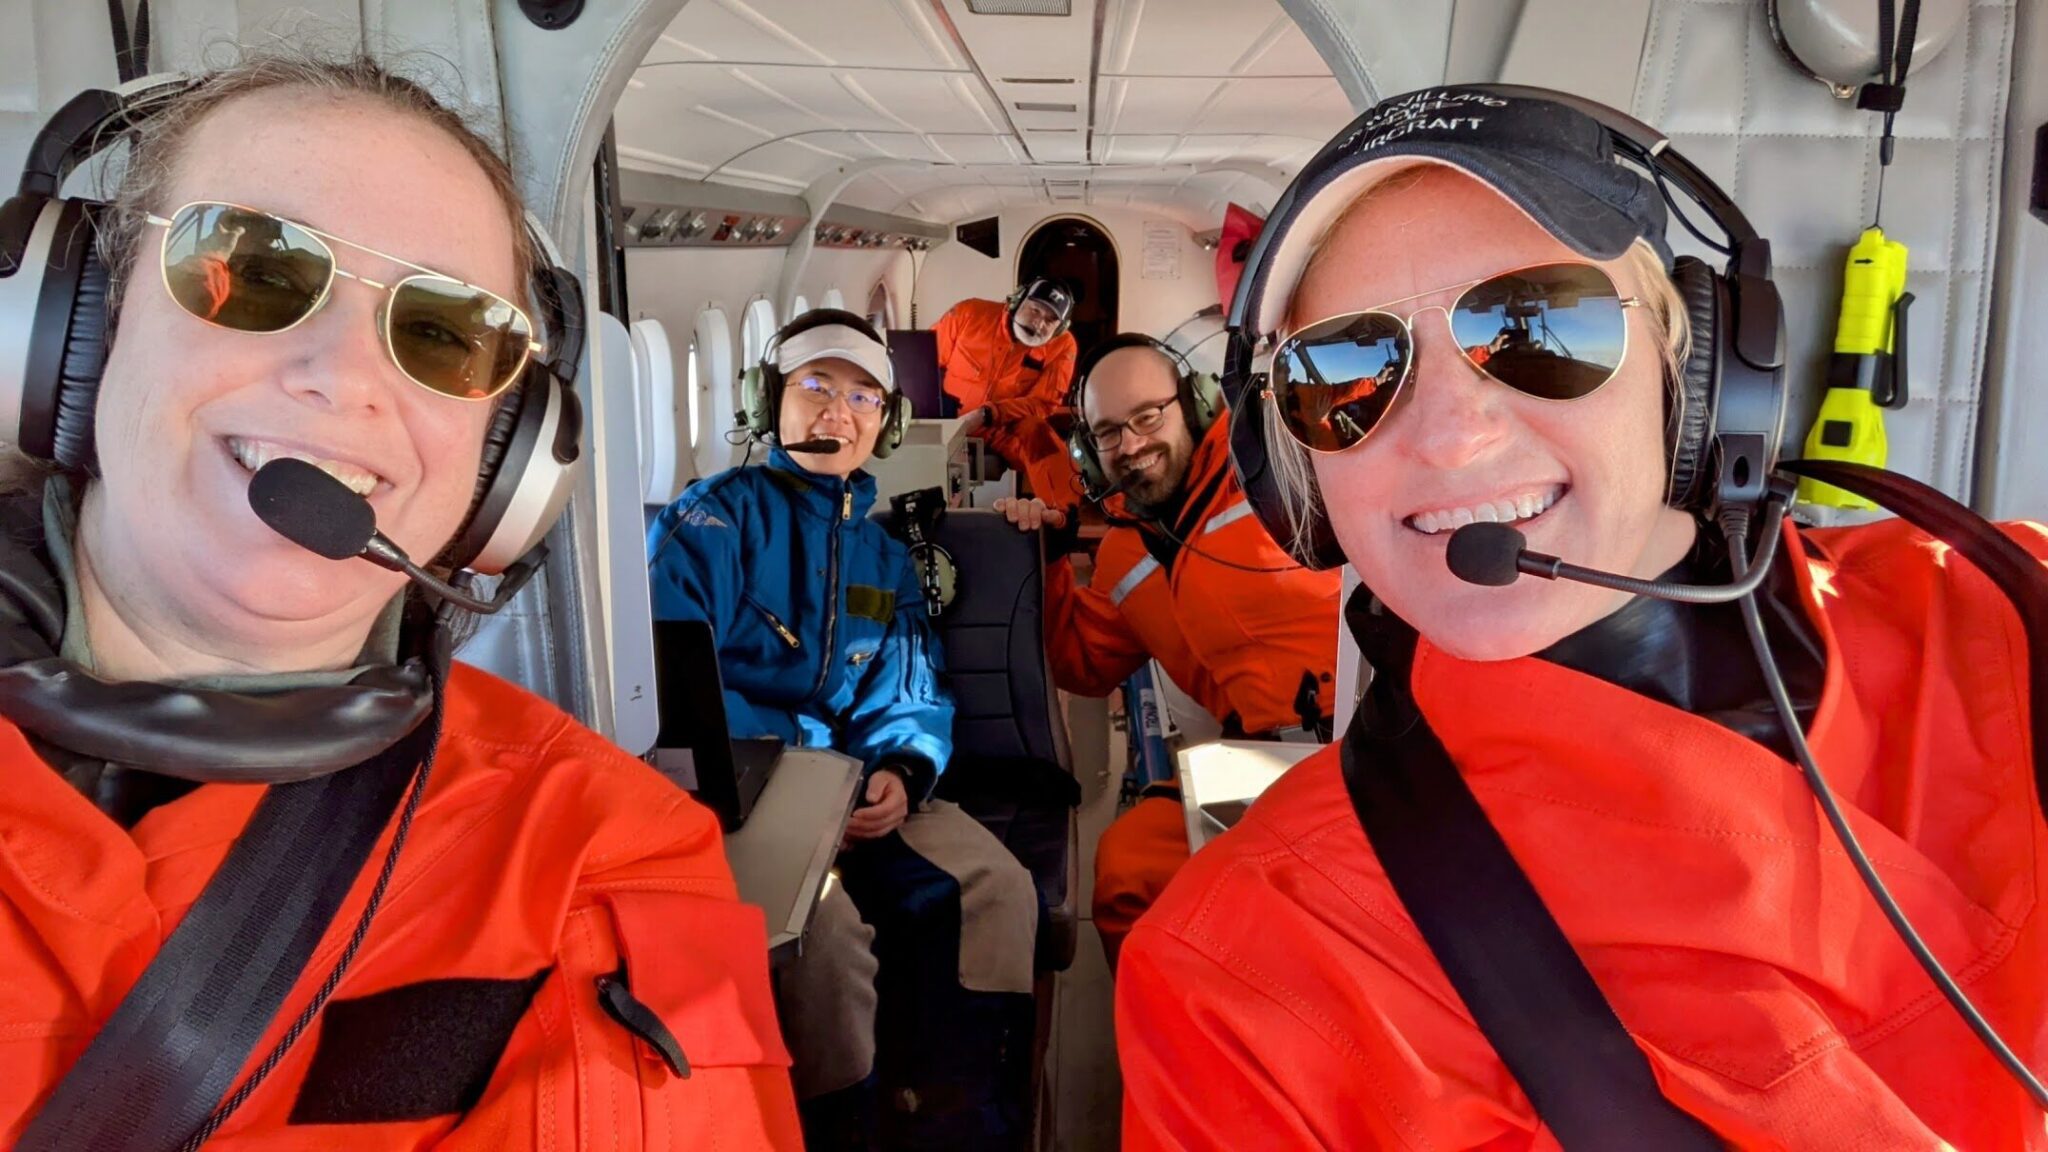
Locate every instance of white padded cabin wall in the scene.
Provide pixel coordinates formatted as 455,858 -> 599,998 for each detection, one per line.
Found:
1632,0 -> 2019,507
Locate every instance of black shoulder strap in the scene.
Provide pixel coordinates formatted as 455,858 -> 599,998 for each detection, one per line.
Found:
1340,605 -> 1723,1150
19,705 -> 437,1152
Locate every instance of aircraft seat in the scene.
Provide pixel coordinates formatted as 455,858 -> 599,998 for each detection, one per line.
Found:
878,505 -> 1081,974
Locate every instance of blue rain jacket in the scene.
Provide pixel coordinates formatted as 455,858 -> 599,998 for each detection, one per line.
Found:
647,448 -> 953,799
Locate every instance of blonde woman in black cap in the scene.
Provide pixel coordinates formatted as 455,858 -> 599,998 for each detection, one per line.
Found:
1116,86 -> 2048,1149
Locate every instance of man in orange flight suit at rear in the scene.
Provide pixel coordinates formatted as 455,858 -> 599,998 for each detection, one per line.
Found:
996,335 -> 1340,967
934,278 -> 1082,509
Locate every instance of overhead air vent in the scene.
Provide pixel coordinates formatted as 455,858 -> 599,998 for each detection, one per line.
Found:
1014,101 -> 1077,113
966,0 -> 1070,14
1044,179 -> 1087,202
1001,77 -> 1076,84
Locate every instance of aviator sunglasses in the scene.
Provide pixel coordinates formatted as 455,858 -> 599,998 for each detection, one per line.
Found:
1266,261 -> 1641,453
145,201 -> 543,401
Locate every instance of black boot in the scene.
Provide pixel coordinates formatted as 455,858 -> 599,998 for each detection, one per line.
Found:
799,1072 -> 880,1152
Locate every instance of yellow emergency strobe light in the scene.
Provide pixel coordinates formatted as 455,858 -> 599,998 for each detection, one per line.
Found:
1799,227 -> 1912,509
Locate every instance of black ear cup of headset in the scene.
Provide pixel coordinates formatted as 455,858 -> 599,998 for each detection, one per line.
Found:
742,307 -> 908,459
1066,333 -> 1223,503
1220,83 -> 1789,572
0,81 -> 586,578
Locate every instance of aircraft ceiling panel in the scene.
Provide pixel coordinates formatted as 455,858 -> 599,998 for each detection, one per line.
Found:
1248,20 -> 1338,77
655,0 -> 953,70
1194,77 -> 1351,135
617,0 -> 1348,224
1023,132 -> 1089,164
924,133 -> 1020,164
841,71 -> 996,134
1155,134 -> 1255,164
942,0 -> 1097,79
1103,77 -> 1227,135
1101,135 -> 1177,165
1114,0 -> 1301,78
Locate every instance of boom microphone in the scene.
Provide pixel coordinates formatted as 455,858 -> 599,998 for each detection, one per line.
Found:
1445,495 -> 1790,605
247,458 -> 536,615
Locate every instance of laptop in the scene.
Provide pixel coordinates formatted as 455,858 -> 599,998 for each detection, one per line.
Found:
886,329 -> 957,419
650,618 -> 784,831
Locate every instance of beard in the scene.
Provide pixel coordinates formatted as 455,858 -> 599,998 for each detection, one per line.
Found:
1110,441 -> 1192,509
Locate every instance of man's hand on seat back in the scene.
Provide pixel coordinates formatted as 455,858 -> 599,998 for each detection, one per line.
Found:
844,769 -> 910,844
994,497 -> 1068,533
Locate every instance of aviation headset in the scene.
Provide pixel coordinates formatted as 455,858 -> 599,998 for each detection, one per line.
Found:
1224,83 -> 1788,571
1065,332 -> 1224,503
0,77 -> 587,578
739,307 -> 911,458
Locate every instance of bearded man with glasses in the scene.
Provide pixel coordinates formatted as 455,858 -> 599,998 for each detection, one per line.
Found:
994,334 -> 1341,968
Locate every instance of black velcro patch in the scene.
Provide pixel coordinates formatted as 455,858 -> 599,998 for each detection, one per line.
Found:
847,585 -> 897,623
289,970 -> 551,1125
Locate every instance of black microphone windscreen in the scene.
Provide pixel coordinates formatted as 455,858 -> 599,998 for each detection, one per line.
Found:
1446,522 -> 1528,587
247,457 -> 376,561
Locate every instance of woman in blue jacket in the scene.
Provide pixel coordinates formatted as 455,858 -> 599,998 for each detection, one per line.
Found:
648,310 -> 1038,1150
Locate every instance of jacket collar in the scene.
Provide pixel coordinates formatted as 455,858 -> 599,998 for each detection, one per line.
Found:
765,446 -> 879,522
1344,521 -> 1826,754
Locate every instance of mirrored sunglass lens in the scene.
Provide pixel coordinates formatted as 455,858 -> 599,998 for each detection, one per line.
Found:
161,203 -> 332,333
1450,263 -> 1628,401
387,277 -> 531,399
1273,312 -> 1410,451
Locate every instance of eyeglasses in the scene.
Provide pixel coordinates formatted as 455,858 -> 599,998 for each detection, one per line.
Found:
1265,261 -> 1642,453
144,201 -> 543,402
1081,398 -> 1176,452
792,375 -> 887,414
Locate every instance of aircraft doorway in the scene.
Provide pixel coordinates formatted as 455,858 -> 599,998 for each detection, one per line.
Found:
1018,216 -> 1119,358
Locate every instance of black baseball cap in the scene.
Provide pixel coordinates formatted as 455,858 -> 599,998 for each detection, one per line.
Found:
1235,85 -> 1674,339
1016,277 -> 1075,318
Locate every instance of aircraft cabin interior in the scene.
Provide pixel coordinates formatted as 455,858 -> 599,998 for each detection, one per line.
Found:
2,0 -> 2046,1148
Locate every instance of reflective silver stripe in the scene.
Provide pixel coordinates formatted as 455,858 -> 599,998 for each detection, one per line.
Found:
1110,556 -> 1162,606
1204,501 -> 1256,535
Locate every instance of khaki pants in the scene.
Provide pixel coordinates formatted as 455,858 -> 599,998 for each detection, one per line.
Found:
776,800 -> 1037,1100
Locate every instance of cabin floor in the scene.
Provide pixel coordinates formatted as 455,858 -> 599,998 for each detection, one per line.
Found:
1046,693 -> 1124,1152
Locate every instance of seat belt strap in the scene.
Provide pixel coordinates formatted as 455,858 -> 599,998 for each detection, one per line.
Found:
19,707 -> 436,1152
1340,638 -> 1724,1151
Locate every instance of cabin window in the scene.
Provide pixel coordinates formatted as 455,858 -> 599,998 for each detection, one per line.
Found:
692,305 -> 734,460
866,280 -> 894,331
822,288 -> 847,312
741,296 -> 779,369
792,294 -> 811,319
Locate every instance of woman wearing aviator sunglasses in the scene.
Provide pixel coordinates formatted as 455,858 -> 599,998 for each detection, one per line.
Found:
0,55 -> 799,1148
1116,87 -> 2048,1149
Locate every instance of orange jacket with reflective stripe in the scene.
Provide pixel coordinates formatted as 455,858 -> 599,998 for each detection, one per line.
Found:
1047,413 -> 1341,733
0,663 -> 800,1150
1118,520 -> 2048,1150
933,298 -> 1077,460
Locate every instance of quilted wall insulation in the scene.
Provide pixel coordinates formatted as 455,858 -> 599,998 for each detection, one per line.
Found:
1634,0 -> 2019,509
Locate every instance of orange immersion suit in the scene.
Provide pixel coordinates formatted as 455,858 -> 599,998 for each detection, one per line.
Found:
1118,519 -> 2048,1150
1,663 -> 801,1149
1049,412 -> 1340,965
933,298 -> 1081,507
